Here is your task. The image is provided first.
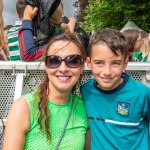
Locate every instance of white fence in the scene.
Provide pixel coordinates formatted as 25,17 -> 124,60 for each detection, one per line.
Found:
0,62 -> 150,149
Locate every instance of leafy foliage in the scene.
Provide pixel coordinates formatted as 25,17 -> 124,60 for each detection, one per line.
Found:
74,0 -> 89,22
75,0 -> 150,33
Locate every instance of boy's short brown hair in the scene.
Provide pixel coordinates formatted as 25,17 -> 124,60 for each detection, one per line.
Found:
88,28 -> 128,60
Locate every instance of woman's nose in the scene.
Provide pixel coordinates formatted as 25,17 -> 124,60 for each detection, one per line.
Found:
58,61 -> 69,72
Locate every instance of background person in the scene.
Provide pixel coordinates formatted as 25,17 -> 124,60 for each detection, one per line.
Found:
50,2 -> 76,34
61,2 -> 89,55
0,0 -> 9,60
132,31 -> 149,62
141,36 -> 150,62
19,2 -> 76,61
7,0 -> 26,61
3,33 -> 88,150
148,31 -> 150,44
123,29 -> 142,61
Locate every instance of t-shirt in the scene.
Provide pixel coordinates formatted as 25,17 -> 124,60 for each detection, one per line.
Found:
81,73 -> 150,150
132,51 -> 143,62
7,20 -> 22,61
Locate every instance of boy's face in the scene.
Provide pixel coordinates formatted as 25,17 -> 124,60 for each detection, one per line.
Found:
86,43 -> 128,91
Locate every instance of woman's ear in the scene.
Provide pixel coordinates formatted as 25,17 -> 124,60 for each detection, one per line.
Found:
86,57 -> 92,69
44,63 -> 48,74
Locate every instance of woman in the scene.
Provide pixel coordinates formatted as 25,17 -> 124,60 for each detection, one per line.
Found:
123,29 -> 142,61
3,33 -> 88,150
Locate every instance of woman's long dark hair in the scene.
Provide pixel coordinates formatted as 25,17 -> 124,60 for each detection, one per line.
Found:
36,33 -> 86,140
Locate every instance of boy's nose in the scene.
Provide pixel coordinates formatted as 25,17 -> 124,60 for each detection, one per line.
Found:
103,65 -> 112,76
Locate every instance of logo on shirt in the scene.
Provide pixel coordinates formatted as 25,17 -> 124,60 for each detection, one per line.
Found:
117,101 -> 130,116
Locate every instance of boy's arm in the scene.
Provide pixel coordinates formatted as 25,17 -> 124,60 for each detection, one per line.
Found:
147,93 -> 150,149
67,18 -> 76,33
18,5 -> 45,61
84,127 -> 91,150
143,89 -> 150,122
142,88 -> 150,145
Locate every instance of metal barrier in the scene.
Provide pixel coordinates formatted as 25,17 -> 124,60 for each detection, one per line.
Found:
0,61 -> 150,149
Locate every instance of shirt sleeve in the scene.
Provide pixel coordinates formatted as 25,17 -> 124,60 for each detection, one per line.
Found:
142,88 -> 150,123
18,20 -> 45,61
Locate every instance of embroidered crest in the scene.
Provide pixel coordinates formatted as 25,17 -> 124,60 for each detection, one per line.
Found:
117,101 -> 130,116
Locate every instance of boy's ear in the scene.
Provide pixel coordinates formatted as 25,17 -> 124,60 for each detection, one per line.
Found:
86,57 -> 92,69
123,58 -> 129,70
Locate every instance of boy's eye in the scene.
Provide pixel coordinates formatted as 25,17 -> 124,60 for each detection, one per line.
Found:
94,61 -> 104,65
112,61 -> 122,66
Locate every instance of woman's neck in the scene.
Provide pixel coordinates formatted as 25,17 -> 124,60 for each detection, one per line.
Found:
48,91 -> 71,104
47,82 -> 73,104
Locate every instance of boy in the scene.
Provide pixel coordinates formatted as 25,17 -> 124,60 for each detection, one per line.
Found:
81,29 -> 150,150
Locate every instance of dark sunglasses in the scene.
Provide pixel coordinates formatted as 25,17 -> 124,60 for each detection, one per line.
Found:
45,54 -> 83,69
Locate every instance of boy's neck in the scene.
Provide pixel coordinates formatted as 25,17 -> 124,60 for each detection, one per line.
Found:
95,73 -> 129,94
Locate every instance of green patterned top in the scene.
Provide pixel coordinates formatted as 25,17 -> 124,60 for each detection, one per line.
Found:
23,91 -> 88,150
7,21 -> 22,61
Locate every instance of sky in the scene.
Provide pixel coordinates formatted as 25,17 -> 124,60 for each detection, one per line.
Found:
3,0 -> 77,26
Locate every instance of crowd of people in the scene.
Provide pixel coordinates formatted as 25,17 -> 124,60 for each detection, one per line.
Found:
1,0 -> 150,150
1,0 -> 89,61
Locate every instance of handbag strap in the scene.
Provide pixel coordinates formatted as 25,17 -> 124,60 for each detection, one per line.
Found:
54,95 -> 74,150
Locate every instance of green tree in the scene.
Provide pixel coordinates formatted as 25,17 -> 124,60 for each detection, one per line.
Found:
74,0 -> 89,22
78,0 -> 150,33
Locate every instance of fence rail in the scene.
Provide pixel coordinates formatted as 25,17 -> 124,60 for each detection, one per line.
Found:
0,61 -> 150,149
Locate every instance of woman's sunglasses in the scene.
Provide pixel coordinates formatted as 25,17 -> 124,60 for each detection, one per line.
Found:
45,54 -> 83,69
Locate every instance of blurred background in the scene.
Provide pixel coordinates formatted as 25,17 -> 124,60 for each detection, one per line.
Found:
2,0 -> 77,26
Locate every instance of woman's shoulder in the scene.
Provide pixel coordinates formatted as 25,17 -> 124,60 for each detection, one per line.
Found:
22,91 -> 38,102
11,96 -> 30,115
22,91 -> 39,110
6,97 -> 30,130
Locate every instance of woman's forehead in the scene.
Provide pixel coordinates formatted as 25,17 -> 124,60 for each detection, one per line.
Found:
47,40 -> 80,55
